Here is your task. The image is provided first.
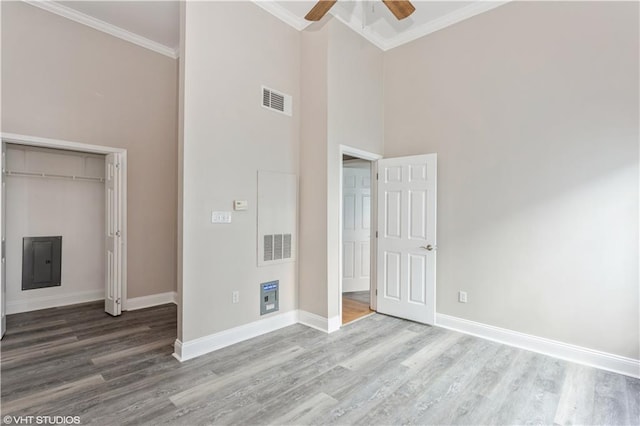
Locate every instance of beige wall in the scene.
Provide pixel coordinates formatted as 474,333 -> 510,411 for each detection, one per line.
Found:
299,21 -> 330,317
298,19 -> 384,319
384,1 -> 639,359
326,21 -> 384,319
1,2 -> 179,299
180,2 -> 300,341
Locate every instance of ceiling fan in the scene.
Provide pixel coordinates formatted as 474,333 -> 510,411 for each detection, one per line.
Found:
304,0 -> 416,21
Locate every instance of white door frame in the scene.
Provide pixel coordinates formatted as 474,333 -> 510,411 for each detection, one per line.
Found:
0,132 -> 128,311
338,145 -> 381,324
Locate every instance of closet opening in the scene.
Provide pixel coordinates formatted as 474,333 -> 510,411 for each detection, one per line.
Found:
1,134 -> 127,338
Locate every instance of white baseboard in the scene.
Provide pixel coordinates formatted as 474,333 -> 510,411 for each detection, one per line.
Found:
298,310 -> 329,332
436,313 -> 640,379
327,315 -> 341,333
342,283 -> 370,293
6,289 -> 103,314
172,340 -> 183,362
173,310 -> 299,362
126,291 -> 177,311
297,310 -> 341,334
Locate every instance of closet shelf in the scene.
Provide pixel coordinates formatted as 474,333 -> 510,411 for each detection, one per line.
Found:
5,170 -> 105,183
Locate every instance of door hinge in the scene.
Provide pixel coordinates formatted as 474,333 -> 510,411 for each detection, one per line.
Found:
376,173 -> 379,180
375,289 -> 378,296
376,231 -> 378,238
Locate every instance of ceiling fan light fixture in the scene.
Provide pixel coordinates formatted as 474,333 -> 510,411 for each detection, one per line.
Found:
382,0 -> 416,20
304,0 -> 415,22
304,0 -> 338,21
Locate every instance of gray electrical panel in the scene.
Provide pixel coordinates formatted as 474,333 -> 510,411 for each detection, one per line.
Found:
260,281 -> 279,315
22,236 -> 62,290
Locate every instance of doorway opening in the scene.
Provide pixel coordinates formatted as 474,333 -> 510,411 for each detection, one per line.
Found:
336,147 -> 438,329
339,145 -> 381,326
0,133 -> 127,338
341,155 -> 373,324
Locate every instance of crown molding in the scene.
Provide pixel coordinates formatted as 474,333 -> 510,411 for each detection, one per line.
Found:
252,0 -> 311,32
383,1 -> 511,51
330,12 -> 387,51
23,0 -> 179,59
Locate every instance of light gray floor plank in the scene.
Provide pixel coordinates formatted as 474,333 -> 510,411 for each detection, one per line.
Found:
554,362 -> 596,425
1,374 -> 105,414
91,337 -> 179,365
626,375 -> 640,425
273,392 -> 339,425
593,369 -> 632,425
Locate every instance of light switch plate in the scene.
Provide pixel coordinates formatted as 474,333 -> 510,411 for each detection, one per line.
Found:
211,211 -> 232,224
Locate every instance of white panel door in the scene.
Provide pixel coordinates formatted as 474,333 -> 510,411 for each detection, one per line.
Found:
1,142 -> 6,337
342,165 -> 371,293
105,153 -> 122,316
377,154 -> 437,324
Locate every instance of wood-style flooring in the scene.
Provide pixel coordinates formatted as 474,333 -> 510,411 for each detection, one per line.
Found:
1,302 -> 638,425
342,291 -> 373,325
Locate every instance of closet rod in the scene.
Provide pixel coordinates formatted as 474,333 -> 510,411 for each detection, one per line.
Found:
5,170 -> 105,183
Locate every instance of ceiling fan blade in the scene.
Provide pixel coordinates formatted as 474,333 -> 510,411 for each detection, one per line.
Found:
304,0 -> 338,21
382,0 -> 416,20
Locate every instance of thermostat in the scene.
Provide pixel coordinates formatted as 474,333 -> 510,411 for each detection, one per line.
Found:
234,200 -> 248,211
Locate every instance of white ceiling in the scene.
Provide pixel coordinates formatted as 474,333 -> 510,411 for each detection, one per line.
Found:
57,1 -> 180,49
34,1 -> 508,57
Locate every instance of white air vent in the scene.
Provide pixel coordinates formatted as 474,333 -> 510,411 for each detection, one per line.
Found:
262,233 -> 293,263
262,86 -> 292,116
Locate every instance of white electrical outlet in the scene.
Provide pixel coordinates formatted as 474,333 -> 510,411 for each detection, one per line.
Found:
458,291 -> 468,303
232,291 -> 239,304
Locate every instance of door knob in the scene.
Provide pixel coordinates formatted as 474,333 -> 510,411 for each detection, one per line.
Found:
420,245 -> 436,251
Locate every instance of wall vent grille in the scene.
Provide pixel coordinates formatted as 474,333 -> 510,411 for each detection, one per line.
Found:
262,233 -> 292,262
264,235 -> 273,262
261,86 -> 292,116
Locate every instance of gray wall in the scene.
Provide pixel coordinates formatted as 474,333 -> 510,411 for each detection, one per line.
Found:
1,2 -> 179,299
384,1 -> 639,359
